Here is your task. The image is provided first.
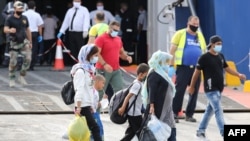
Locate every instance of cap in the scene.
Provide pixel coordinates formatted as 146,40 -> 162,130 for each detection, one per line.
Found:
14,1 -> 24,9
207,35 -> 222,49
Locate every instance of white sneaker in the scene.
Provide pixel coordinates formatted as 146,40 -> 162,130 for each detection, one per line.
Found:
19,76 -> 28,85
62,132 -> 69,139
9,80 -> 15,87
195,132 -> 209,141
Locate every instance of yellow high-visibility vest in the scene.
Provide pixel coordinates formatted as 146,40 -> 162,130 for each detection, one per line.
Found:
171,29 -> 207,65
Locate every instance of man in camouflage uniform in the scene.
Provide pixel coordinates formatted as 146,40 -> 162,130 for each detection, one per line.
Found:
4,1 -> 32,87
1,0 -> 28,67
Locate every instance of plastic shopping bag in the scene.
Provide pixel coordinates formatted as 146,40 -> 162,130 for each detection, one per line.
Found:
139,126 -> 157,141
68,116 -> 91,141
139,114 -> 157,141
147,115 -> 172,141
131,135 -> 139,141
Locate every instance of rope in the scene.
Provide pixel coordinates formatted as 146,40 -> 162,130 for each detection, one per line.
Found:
119,67 -> 136,79
37,42 -> 56,57
235,53 -> 250,66
59,39 -> 79,63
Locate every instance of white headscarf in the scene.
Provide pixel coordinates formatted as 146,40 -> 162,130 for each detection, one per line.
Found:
142,50 -> 176,107
70,44 -> 96,76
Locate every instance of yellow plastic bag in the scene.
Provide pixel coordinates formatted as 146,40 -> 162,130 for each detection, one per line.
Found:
68,116 -> 91,141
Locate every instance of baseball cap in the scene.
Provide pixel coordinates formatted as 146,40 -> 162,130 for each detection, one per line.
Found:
14,1 -> 24,9
207,35 -> 222,49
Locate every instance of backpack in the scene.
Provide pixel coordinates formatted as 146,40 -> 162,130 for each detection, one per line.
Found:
61,79 -> 75,105
61,68 -> 83,105
109,82 -> 141,124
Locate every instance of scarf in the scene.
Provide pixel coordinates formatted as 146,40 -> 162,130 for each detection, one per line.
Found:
142,50 -> 176,108
70,44 -> 96,76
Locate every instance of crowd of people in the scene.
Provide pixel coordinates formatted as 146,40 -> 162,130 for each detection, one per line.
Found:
1,0 -> 148,67
1,0 -> 147,85
1,0 -> 247,141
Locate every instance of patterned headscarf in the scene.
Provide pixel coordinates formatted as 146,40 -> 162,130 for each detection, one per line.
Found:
142,50 -> 176,107
70,44 -> 96,76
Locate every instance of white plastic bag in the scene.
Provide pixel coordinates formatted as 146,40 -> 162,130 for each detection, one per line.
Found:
131,135 -> 139,141
100,98 -> 109,109
147,115 -> 172,141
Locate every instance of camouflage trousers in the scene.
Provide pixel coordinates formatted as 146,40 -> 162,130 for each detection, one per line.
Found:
9,39 -> 32,80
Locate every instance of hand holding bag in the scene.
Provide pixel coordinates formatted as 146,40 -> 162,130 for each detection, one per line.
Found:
68,116 -> 90,141
147,115 -> 172,141
139,114 -> 157,141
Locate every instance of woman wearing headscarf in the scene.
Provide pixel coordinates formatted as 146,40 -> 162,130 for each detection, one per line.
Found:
141,50 -> 177,141
70,44 -> 102,141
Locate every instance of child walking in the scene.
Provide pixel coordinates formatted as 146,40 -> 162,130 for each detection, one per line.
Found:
118,63 -> 149,141
92,74 -> 107,141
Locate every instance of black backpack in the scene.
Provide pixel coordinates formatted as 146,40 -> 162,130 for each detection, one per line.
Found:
61,68 -> 83,105
61,79 -> 75,105
109,82 -> 141,124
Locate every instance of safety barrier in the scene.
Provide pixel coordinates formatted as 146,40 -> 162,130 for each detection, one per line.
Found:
225,61 -> 241,86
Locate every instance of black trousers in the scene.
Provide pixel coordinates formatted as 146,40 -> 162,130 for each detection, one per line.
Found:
120,32 -> 134,66
137,31 -> 147,64
172,65 -> 201,117
120,115 -> 143,141
67,31 -> 84,65
43,39 -> 56,64
78,106 -> 102,141
30,32 -> 39,69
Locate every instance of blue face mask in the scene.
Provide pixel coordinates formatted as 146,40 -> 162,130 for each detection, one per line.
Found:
90,56 -> 98,64
214,45 -> 222,53
162,64 -> 169,72
168,66 -> 176,78
110,30 -> 118,37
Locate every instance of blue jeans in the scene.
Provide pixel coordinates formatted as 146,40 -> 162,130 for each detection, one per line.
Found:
92,112 -> 104,141
197,91 -> 225,136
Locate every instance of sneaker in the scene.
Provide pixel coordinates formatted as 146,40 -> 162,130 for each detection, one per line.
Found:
177,115 -> 186,119
186,116 -> 197,122
175,118 -> 179,123
19,76 -> 28,85
9,80 -> 15,87
62,132 -> 69,139
177,111 -> 186,119
174,115 -> 179,123
196,132 -> 209,141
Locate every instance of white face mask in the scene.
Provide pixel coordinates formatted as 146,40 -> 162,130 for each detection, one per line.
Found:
110,30 -> 119,37
90,56 -> 98,64
73,2 -> 81,8
97,6 -> 104,10
214,45 -> 222,53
